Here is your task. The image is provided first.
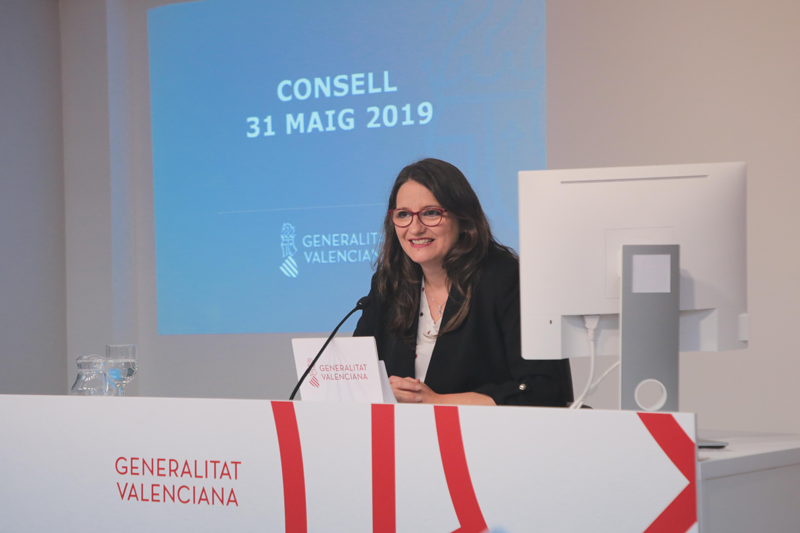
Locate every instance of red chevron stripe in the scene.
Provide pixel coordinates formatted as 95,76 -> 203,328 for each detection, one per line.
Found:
372,404 -> 396,533
272,402 -> 307,533
434,406 -> 489,533
638,413 -> 697,533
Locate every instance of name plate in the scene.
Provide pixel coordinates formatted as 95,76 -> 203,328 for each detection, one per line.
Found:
292,336 -> 387,402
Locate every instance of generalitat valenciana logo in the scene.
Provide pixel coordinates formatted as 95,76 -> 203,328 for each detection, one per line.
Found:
307,358 -> 320,388
280,223 -> 299,278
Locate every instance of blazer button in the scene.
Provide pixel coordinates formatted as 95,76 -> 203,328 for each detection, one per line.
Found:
519,383 -> 527,391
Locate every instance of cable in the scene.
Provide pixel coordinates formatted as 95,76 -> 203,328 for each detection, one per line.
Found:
589,360 -> 620,396
570,315 -> 600,409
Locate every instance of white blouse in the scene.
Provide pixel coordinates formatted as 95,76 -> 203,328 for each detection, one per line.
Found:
415,280 -> 442,382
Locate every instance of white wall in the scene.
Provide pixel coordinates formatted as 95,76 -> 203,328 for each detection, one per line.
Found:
549,1 -> 800,433
61,0 -> 143,395
0,0 -> 67,394
57,0 -> 800,432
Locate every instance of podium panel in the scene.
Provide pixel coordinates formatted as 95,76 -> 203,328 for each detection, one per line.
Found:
0,395 -> 697,532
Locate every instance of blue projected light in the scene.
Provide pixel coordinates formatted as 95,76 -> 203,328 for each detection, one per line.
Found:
149,0 -> 546,334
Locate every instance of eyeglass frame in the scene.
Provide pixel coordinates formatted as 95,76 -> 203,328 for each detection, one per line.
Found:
388,207 -> 448,228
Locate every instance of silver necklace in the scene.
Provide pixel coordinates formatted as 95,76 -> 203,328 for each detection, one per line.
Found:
424,281 -> 448,320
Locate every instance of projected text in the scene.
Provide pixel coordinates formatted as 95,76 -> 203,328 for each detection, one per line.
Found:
245,69 -> 432,137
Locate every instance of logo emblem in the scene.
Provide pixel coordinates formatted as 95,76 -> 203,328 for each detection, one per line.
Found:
307,358 -> 320,388
280,223 -> 299,278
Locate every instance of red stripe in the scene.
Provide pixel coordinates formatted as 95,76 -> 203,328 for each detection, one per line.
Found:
272,402 -> 307,533
372,404 -> 396,533
638,413 -> 697,533
434,406 -> 488,533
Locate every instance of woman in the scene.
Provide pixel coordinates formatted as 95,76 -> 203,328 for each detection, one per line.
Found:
354,158 -> 573,406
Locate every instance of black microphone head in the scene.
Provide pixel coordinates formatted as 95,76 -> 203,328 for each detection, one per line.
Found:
356,295 -> 372,310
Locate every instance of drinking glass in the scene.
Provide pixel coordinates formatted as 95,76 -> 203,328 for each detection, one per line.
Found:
70,354 -> 107,395
104,344 -> 138,397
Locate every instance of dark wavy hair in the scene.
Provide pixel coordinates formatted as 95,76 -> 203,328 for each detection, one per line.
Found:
375,158 -> 516,340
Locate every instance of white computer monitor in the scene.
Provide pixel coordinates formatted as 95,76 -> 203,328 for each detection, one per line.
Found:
518,162 -> 748,360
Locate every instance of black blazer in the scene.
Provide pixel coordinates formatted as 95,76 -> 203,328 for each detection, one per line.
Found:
354,251 -> 573,406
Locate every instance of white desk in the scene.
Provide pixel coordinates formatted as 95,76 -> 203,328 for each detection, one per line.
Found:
699,430 -> 800,533
5,394 -> 798,532
0,395 -> 697,532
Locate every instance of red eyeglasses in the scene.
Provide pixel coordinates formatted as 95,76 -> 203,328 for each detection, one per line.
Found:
388,207 -> 447,227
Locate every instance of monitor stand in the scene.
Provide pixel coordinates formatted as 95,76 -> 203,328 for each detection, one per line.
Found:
620,244 -> 680,412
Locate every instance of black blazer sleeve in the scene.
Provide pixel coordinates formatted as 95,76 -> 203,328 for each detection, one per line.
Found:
467,256 -> 573,406
353,274 -> 380,338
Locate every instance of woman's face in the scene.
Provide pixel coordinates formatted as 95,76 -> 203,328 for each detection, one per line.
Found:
394,180 -> 460,272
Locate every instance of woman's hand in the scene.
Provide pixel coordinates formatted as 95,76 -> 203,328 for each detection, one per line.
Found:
388,376 -> 495,405
389,376 -> 439,403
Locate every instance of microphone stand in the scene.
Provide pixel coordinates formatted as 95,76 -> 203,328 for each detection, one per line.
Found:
289,298 -> 368,400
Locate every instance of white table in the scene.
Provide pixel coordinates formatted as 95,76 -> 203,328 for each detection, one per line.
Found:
698,430 -> 800,533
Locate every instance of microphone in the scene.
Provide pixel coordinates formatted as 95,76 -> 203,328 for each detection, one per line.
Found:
289,296 -> 372,400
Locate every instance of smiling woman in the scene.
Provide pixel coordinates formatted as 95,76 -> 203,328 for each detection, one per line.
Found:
354,159 -> 574,407
391,182 -> 460,275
